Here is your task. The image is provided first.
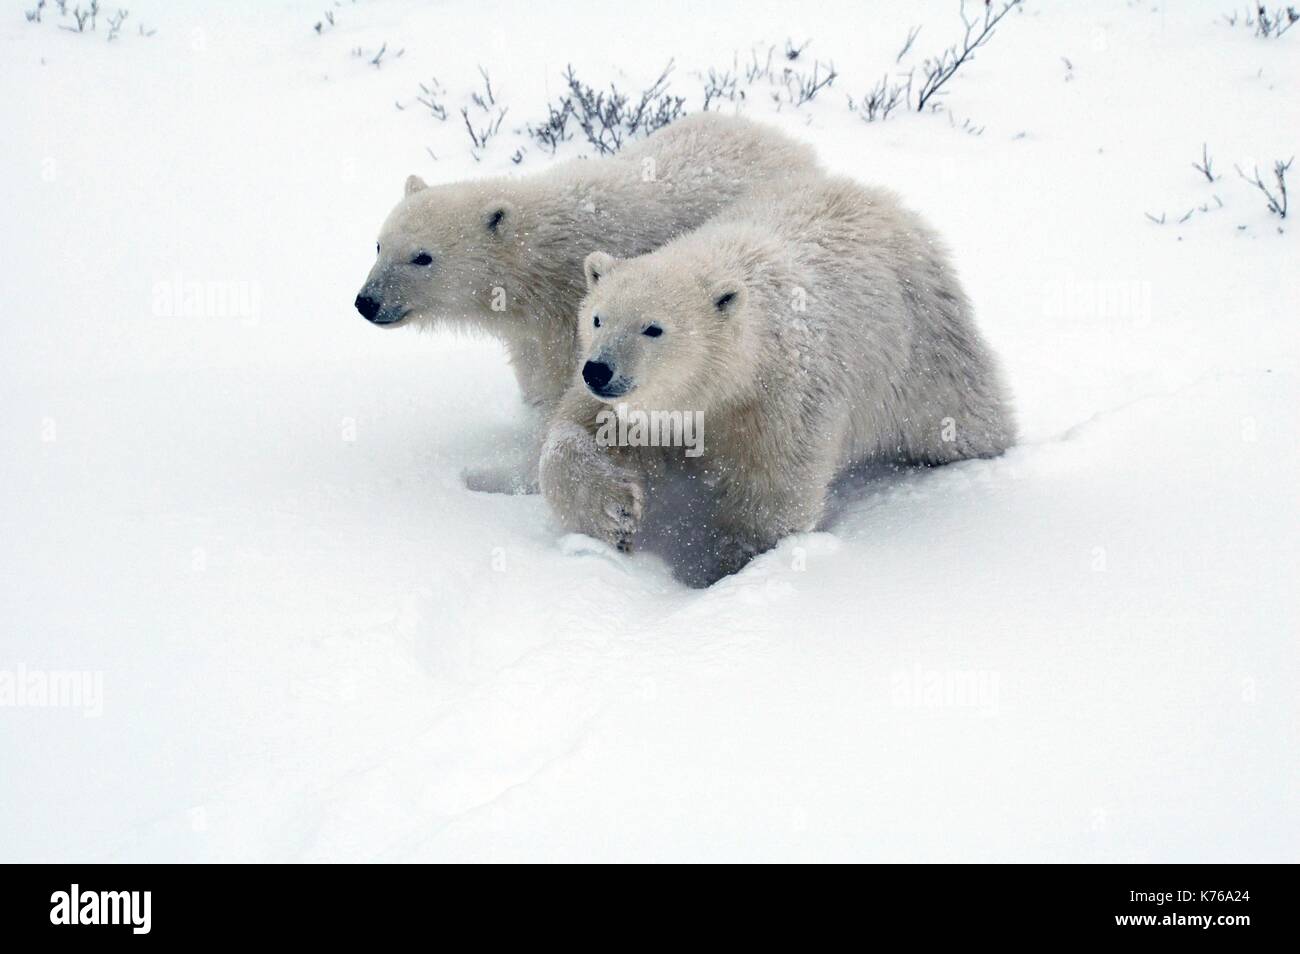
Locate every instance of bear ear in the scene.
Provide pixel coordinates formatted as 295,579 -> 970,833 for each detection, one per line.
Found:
482,200 -> 515,237
710,282 -> 747,316
404,174 -> 428,197
583,251 -> 619,290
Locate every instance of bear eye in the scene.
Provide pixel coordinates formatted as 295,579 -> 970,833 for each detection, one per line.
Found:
411,252 -> 433,266
643,325 -> 663,338
593,315 -> 601,328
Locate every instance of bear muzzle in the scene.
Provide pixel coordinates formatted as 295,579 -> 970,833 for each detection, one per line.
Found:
354,293 -> 408,326
582,360 -> 628,399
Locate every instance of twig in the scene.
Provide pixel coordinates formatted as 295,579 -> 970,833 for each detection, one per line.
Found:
896,25 -> 922,63
1236,157 -> 1292,218
461,105 -> 508,160
916,0 -> 1023,112
1193,143 -> 1217,182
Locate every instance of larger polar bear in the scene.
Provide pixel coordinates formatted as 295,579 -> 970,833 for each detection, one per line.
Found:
354,114 -> 820,491
540,175 -> 1016,581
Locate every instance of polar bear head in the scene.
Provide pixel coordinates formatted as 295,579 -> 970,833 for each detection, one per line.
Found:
354,175 -> 519,328
575,249 -> 753,410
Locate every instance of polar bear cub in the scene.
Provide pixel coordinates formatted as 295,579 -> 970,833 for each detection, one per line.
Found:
353,113 -> 820,491
539,175 -> 1016,579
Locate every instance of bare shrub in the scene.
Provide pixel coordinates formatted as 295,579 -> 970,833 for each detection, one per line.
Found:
351,42 -> 403,67
1193,144 -> 1218,183
852,2 -> 1021,124
915,0 -> 1023,112
777,59 -> 838,107
745,45 -> 776,84
470,66 -> 497,111
459,67 -> 508,160
529,62 -> 686,156
460,105 -> 508,160
28,1 -> 148,40
1237,157 -> 1292,218
1226,5 -> 1300,37
63,1 -> 97,32
105,7 -> 126,39
1255,5 -> 1299,37
720,42 -> 837,110
852,73 -> 909,122
701,60 -> 744,111
414,76 -> 448,121
527,99 -> 575,155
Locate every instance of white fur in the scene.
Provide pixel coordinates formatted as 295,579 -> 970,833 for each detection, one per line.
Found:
355,115 -> 821,489
540,175 -> 1017,580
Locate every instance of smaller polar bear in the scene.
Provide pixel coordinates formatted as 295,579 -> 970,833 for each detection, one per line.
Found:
353,114 -> 820,492
540,175 -> 1016,580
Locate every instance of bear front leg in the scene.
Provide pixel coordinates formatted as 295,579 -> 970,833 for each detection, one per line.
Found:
539,417 -> 645,552
462,405 -> 548,495
710,459 -> 833,580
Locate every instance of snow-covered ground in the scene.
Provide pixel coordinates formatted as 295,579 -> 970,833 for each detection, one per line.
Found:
1,0 -> 1296,862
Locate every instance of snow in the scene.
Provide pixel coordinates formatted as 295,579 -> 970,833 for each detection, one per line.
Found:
1,0 -> 1296,862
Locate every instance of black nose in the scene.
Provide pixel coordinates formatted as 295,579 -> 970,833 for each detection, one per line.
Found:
355,294 -> 381,321
582,360 -> 614,392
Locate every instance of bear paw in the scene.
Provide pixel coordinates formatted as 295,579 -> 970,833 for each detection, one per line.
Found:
464,464 -> 539,495
594,476 -> 645,553
713,533 -> 765,580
